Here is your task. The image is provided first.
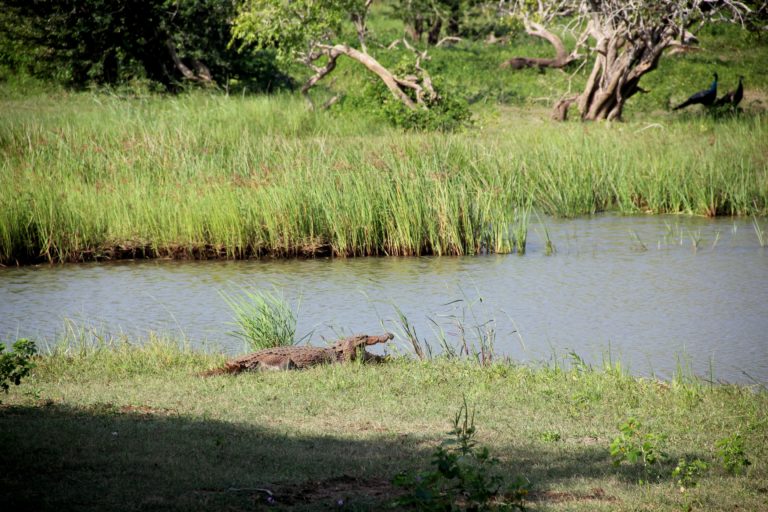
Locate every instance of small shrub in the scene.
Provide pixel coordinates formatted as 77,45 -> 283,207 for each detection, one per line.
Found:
610,418 -> 668,479
672,458 -> 709,492
715,433 -> 751,475
346,59 -> 472,132
393,398 -> 528,511
379,88 -> 473,132
0,338 -> 37,397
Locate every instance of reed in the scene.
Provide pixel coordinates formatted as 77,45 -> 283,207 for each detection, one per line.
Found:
1,91 -> 766,264
754,216 -> 766,247
220,288 -> 300,351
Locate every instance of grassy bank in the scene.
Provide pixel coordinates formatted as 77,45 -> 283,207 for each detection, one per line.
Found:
1,340 -> 766,510
1,91 -> 766,264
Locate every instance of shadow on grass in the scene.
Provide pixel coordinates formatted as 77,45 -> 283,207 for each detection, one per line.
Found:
1,403 -> 683,511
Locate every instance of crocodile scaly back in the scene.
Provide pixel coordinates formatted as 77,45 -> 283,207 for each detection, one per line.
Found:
199,333 -> 394,376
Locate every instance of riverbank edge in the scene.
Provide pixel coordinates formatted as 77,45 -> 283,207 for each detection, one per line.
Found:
4,209 -> 768,267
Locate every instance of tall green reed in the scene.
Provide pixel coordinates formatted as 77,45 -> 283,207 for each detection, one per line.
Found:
220,288 -> 301,351
388,289 -> 502,366
1,93 -> 766,264
754,216 -> 766,247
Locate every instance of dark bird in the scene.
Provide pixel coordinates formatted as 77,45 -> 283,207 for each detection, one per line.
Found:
715,75 -> 744,108
673,73 -> 718,110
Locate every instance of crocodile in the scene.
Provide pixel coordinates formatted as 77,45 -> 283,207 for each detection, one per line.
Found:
200,333 -> 394,376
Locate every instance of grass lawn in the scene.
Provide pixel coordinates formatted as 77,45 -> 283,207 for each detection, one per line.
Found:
1,340 -> 766,510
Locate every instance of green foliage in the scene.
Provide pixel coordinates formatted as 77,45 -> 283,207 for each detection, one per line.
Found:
672,458 -> 709,491
379,85 -> 473,131
538,431 -> 561,443
394,398 -> 529,510
715,433 -> 751,475
391,0 -> 509,43
347,58 -> 472,131
454,2 -> 517,40
221,289 -> 299,351
0,338 -> 37,395
610,418 -> 668,475
232,0 -> 367,61
0,0 -> 288,91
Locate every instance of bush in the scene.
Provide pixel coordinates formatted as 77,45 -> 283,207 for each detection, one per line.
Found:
0,338 -> 36,396
0,0 -> 290,92
716,433 -> 751,475
343,58 -> 472,131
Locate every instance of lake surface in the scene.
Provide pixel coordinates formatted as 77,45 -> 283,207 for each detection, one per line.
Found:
1,215 -> 767,384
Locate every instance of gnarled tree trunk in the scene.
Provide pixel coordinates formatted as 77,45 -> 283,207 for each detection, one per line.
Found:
553,20 -> 674,121
502,0 -> 751,122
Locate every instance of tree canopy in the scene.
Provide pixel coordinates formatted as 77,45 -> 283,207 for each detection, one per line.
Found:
0,0 -> 288,91
232,0 -> 447,114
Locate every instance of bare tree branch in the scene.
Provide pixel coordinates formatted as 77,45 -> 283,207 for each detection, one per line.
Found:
166,40 -> 214,85
500,0 -> 586,70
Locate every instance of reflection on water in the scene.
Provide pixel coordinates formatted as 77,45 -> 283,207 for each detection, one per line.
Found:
1,215 -> 767,383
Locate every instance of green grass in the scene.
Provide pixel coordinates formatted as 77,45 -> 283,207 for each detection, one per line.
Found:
1,90 -> 766,264
1,339 -> 766,510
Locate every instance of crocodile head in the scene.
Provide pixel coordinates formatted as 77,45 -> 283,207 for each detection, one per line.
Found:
332,333 -> 394,361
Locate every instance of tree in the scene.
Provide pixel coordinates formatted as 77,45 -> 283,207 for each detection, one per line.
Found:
0,0 -> 287,91
503,0 -> 752,121
232,0 -> 438,111
395,0 -> 501,44
397,0 -> 447,44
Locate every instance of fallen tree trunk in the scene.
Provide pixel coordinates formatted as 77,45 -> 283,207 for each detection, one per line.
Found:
501,20 -> 580,70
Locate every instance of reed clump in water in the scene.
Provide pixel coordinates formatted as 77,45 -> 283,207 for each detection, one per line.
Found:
221,288 -> 301,351
1,93 -> 766,264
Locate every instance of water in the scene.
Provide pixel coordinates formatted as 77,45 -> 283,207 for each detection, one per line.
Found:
1,215 -> 767,384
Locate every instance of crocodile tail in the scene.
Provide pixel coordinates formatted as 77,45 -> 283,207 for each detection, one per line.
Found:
198,367 -> 226,377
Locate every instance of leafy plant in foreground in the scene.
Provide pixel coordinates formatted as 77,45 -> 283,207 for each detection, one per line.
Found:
0,338 -> 36,397
672,458 -> 709,492
539,431 -> 561,443
610,418 -> 668,480
393,397 -> 529,511
715,433 -> 751,475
